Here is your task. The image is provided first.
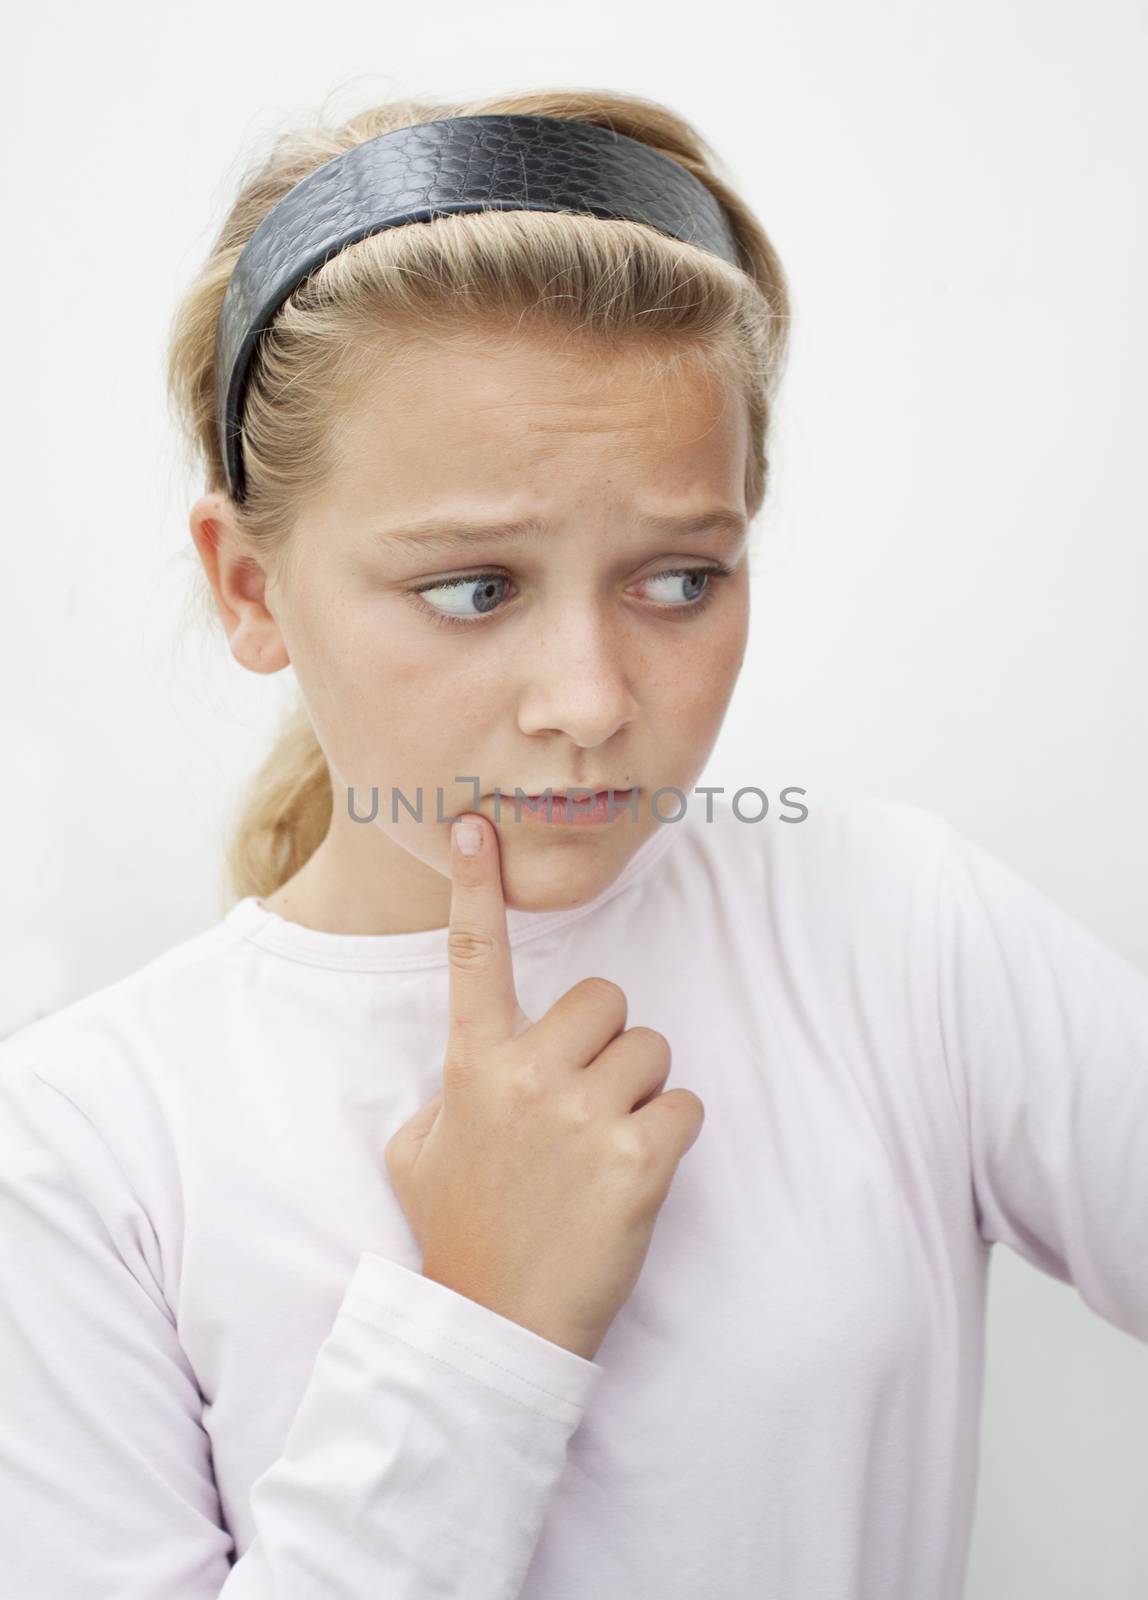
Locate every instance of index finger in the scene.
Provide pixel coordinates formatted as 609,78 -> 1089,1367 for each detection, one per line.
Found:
447,813 -> 530,1057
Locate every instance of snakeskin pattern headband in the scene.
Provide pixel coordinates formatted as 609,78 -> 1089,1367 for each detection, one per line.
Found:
214,113 -> 742,501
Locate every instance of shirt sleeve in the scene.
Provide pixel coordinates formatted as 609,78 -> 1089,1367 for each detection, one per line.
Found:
0,1046 -> 603,1599
935,819 -> 1148,1343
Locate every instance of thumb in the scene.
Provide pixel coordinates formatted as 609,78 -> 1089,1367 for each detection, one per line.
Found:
385,1087 -> 445,1175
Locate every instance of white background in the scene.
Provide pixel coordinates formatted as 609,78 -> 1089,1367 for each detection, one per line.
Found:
4,0 -> 1146,1591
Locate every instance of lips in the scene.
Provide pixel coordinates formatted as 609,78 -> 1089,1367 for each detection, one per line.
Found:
518,786 -> 632,798
508,789 -> 635,827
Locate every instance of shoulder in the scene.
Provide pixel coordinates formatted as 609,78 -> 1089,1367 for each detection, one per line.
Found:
0,908 -> 251,1162
634,790 -> 956,982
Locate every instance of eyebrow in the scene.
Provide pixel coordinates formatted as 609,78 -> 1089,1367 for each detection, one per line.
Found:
374,508 -> 749,555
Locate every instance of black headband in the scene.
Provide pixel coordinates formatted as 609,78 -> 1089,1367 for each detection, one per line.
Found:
213,112 -> 742,502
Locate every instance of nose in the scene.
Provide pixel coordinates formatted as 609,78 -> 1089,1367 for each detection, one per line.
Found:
515,602 -> 638,746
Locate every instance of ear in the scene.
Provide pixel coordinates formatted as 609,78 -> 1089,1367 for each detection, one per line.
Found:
188,493 -> 290,674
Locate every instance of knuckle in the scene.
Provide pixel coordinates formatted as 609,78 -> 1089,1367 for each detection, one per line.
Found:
614,1118 -> 661,1175
562,1082 -> 596,1131
626,1025 -> 671,1061
447,924 -> 498,971
504,1055 -> 546,1108
580,975 -> 626,1009
683,1089 -> 705,1119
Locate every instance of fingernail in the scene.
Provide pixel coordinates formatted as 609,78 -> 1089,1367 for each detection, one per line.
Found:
454,818 -> 481,857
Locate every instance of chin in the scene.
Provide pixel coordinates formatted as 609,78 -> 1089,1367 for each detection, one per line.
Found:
499,840 -> 621,915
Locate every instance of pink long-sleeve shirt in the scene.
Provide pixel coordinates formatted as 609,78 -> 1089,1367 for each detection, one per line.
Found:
2,794 -> 1146,1598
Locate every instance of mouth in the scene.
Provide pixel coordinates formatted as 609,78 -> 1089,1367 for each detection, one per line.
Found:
491,787 -> 637,827
521,786 -> 632,799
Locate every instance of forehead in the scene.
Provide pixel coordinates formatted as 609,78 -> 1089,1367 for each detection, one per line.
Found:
329,323 -> 748,507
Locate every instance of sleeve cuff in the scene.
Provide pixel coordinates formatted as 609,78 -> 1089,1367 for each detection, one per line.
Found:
340,1251 -> 605,1428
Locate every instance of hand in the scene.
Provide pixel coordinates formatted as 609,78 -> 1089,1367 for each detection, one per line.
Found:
384,812 -> 706,1361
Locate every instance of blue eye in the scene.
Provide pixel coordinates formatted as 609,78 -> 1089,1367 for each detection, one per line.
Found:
410,573 -> 510,622
407,563 -> 733,630
642,568 -> 711,606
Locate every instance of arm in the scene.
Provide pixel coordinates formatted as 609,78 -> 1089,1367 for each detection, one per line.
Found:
935,821 -> 1148,1342
0,1046 -> 602,1599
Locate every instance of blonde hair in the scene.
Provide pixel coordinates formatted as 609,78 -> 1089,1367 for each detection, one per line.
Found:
165,86 -> 792,906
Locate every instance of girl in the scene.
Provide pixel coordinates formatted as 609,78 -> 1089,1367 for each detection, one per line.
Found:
2,86 -> 1146,1600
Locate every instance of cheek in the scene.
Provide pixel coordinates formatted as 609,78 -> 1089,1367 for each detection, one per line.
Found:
710,593 -> 751,686
658,608 -> 748,710
314,634 -> 498,784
